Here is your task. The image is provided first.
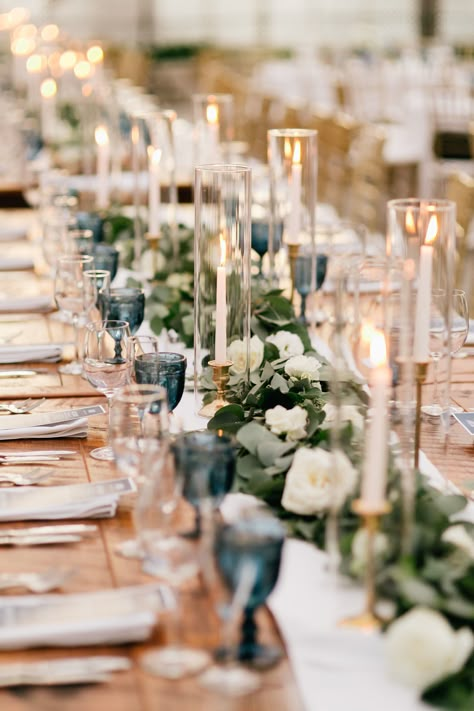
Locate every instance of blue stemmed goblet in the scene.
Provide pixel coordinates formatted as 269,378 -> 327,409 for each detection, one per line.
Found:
99,287 -> 145,334
293,250 -> 328,325
216,511 -> 285,669
172,431 -> 235,538
251,220 -> 283,276
134,352 -> 187,412
90,244 -> 119,281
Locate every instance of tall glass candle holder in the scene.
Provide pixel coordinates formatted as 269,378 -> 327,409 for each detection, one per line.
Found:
192,94 -> 234,166
387,199 -> 456,460
194,165 -> 251,416
267,129 -> 317,321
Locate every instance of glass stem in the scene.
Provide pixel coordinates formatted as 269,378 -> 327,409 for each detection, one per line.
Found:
72,313 -> 79,363
432,356 -> 440,406
106,393 -> 114,446
300,294 -> 306,321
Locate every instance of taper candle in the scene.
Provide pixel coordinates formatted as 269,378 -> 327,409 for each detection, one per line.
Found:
288,139 -> 302,244
215,234 -> 227,364
414,215 -> 438,363
95,125 -> 110,210
147,147 -> 161,235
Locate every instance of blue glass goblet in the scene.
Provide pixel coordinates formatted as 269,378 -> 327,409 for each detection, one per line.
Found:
76,211 -> 104,243
172,431 -> 236,539
134,352 -> 187,412
99,287 -> 145,334
91,244 -> 119,281
294,251 -> 328,325
251,220 -> 283,276
216,512 -> 285,669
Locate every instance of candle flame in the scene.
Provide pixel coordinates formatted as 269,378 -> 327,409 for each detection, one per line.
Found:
82,82 -> 93,98
292,139 -> 301,165
74,60 -> 93,80
131,124 -> 139,145
370,330 -> 387,367
95,125 -> 109,146
284,138 -> 292,160
59,50 -> 77,71
425,215 -> 438,245
40,23 -> 59,42
147,146 -> 162,167
87,45 -> 104,64
13,23 -> 37,40
11,36 -> 35,56
40,77 -> 56,99
361,320 -> 375,345
26,53 -> 44,73
405,210 -> 416,234
219,234 -> 226,266
8,7 -> 30,28
206,102 -> 219,125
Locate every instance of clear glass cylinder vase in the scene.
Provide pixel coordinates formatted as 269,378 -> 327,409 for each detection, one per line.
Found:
194,165 -> 251,408
192,94 -> 234,166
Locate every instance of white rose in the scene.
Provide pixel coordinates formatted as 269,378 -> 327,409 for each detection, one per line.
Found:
351,527 -> 389,576
285,355 -> 322,382
441,525 -> 474,559
265,405 -> 307,441
166,273 -> 192,290
227,335 -> 264,374
323,403 -> 365,431
281,447 -> 357,515
140,249 -> 164,278
266,330 -> 304,359
385,606 -> 474,691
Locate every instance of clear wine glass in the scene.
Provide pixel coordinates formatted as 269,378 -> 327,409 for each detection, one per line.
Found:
54,255 -> 95,374
83,319 -> 131,460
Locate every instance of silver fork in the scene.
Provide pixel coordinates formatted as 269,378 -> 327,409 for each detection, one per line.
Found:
0,398 -> 46,414
0,568 -> 75,593
0,469 -> 53,486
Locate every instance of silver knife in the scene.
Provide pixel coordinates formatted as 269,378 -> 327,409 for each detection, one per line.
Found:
0,457 -> 62,464
0,370 -> 49,378
0,450 -> 76,457
0,534 -> 84,546
1,524 -> 98,537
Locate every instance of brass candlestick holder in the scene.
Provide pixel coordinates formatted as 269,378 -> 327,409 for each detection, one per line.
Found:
414,362 -> 428,469
339,498 -> 391,632
145,231 -> 161,276
198,359 -> 233,418
287,242 -> 300,304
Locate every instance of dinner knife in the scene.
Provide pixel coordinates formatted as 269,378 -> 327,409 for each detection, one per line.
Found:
0,370 -> 49,378
1,524 -> 98,537
0,450 -> 76,457
0,534 -> 84,546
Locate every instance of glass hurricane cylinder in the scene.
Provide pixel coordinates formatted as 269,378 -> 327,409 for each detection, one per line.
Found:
192,94 -> 234,166
387,199 -> 456,436
267,129 -> 318,323
194,165 -> 251,410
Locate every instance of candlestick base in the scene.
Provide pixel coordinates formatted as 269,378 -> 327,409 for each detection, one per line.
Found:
414,362 -> 428,469
145,231 -> 161,276
338,498 -> 392,632
199,360 -> 233,418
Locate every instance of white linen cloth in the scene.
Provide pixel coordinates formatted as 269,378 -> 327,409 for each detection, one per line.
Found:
0,296 -> 53,314
0,344 -> 62,364
0,257 -> 34,271
0,417 -> 88,441
0,227 -> 27,242
0,584 -> 163,649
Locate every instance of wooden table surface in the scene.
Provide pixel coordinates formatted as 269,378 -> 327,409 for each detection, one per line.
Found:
0,211 -> 473,711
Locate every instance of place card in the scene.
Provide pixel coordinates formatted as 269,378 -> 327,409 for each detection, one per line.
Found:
0,478 -> 136,511
0,404 -> 106,431
453,412 -> 474,437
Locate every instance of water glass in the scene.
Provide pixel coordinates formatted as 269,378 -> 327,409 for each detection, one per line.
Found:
135,352 -> 187,411
90,244 -> 120,281
99,287 -> 145,334
294,250 -> 328,324
83,319 -> 131,460
83,269 -> 111,309
68,228 -> 94,256
172,431 -> 235,538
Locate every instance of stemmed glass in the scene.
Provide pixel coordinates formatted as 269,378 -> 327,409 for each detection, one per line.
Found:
136,443 -> 211,679
99,287 -> 145,334
212,510 -> 285,669
54,255 -> 95,374
172,431 -> 236,538
90,244 -> 120,281
83,319 -> 131,460
251,219 -> 282,277
135,352 -> 187,412
293,249 -> 328,325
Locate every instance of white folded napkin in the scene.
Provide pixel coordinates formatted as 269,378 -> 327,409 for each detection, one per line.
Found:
465,319 -> 474,345
0,344 -> 63,364
0,583 -> 163,649
0,417 -> 88,441
0,227 -> 28,242
0,257 -> 34,271
0,296 -> 53,314
0,477 -> 135,521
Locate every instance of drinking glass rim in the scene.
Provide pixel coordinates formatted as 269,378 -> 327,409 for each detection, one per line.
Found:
387,198 -> 455,213
107,287 -> 145,297
85,319 -> 130,332
114,383 -> 168,405
136,352 -> 187,364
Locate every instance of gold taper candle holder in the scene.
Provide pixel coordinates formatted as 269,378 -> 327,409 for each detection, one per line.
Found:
198,359 -> 233,418
287,242 -> 300,304
414,362 -> 428,469
339,498 -> 392,632
145,231 -> 161,276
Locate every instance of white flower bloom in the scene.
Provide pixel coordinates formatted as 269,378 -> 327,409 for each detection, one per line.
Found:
284,355 -> 322,382
323,403 -> 365,431
351,527 -> 389,576
140,249 -> 164,278
266,330 -> 304,359
166,272 -> 192,290
281,447 -> 357,515
265,405 -> 307,441
385,607 -> 474,691
441,525 -> 474,559
227,335 -> 264,374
